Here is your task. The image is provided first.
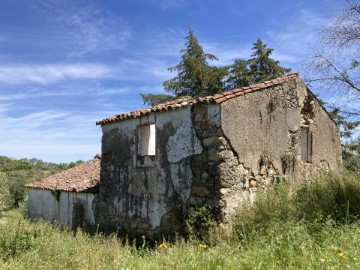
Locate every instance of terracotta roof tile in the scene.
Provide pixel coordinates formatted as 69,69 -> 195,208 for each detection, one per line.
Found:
214,96 -> 227,103
222,91 -> 235,96
243,88 -> 253,94
96,73 -> 300,125
26,156 -> 101,193
234,91 -> 244,96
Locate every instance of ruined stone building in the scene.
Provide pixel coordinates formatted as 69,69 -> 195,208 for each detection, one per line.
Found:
92,73 -> 342,238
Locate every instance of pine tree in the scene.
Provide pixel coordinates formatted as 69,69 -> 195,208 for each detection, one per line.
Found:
163,27 -> 227,97
225,58 -> 249,90
225,38 -> 290,90
141,34 -> 290,105
247,38 -> 290,84
140,93 -> 174,106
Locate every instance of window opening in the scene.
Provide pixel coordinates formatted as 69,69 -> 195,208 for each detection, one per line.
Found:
301,127 -> 312,163
138,124 -> 156,156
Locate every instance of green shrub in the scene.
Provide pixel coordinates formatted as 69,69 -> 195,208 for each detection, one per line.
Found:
0,219 -> 40,261
295,171 -> 360,223
231,171 -> 360,242
231,183 -> 295,240
186,205 -> 214,241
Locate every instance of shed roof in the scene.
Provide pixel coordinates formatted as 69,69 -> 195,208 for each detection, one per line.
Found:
96,73 -> 300,126
26,156 -> 101,193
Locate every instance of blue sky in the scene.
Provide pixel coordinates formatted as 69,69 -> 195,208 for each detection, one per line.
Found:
0,0 -> 341,163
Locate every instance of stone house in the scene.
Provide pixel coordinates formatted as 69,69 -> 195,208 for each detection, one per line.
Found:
26,156 -> 100,229
93,73 -> 342,239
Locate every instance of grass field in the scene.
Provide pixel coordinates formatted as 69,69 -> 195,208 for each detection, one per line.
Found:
0,171 -> 359,269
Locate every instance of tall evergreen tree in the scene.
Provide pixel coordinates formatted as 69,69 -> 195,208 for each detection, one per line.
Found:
226,38 -> 290,90
225,58 -> 249,90
141,33 -> 291,105
247,38 -> 290,84
163,27 -> 227,97
139,93 -> 174,106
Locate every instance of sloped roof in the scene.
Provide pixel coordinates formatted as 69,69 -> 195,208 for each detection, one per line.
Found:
96,73 -> 300,126
26,156 -> 101,193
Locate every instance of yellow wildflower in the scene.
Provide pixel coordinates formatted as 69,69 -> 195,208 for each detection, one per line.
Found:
159,243 -> 168,249
338,252 -> 345,259
199,243 -> 207,249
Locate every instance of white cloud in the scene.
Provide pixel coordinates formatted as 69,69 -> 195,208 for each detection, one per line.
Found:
142,0 -> 189,10
3,110 -> 68,128
0,108 -> 103,162
0,63 -> 112,85
0,102 -> 11,111
94,87 -> 130,96
140,0 -> 214,11
31,0 -> 131,57
271,52 -> 298,64
266,9 -> 329,59
0,142 -> 100,163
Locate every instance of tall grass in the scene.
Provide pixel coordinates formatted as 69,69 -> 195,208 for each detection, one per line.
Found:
230,171 -> 360,240
0,171 -> 359,269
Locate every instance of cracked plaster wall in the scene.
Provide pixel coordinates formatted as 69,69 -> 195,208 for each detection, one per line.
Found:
93,106 -> 204,238
217,78 -> 341,219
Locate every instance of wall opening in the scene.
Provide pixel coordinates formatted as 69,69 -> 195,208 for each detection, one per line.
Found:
138,124 -> 156,156
301,126 -> 312,163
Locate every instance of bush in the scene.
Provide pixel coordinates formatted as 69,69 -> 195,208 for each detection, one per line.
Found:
295,171 -> 360,223
0,219 -> 40,261
186,206 -> 214,241
231,171 -> 360,241
231,183 -> 295,240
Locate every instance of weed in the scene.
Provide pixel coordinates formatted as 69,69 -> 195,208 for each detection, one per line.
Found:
281,150 -> 295,173
186,205 -> 214,241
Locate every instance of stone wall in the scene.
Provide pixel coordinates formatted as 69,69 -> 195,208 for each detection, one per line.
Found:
197,77 -> 342,221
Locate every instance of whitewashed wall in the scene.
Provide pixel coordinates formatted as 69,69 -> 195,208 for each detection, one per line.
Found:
27,188 -> 95,228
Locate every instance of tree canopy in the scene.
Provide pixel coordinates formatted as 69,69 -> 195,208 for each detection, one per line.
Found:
141,29 -> 290,106
247,38 -> 291,84
163,27 -> 227,98
226,39 -> 290,89
0,156 -> 84,209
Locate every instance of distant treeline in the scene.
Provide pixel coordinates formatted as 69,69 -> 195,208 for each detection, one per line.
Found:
0,156 -> 84,209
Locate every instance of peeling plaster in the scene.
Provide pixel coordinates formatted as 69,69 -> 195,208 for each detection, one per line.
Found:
166,121 -> 203,163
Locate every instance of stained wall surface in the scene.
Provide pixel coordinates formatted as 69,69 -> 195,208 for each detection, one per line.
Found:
93,106 -> 206,238
220,77 -> 341,183
27,189 -> 95,228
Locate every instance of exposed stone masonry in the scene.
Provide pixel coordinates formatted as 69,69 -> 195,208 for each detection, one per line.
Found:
189,104 -> 279,222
